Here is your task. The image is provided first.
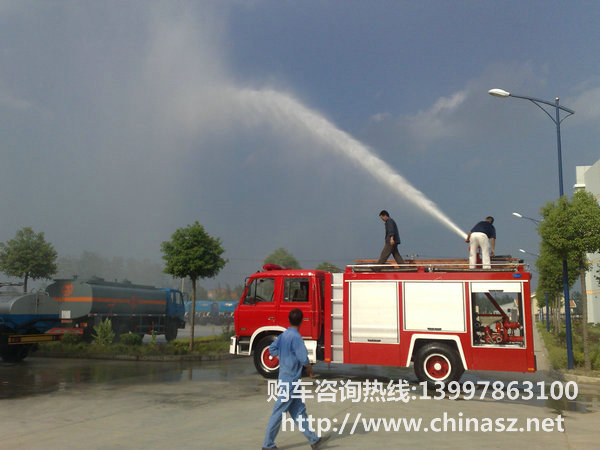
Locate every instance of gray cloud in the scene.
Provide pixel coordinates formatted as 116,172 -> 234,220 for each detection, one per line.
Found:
0,3 -> 597,291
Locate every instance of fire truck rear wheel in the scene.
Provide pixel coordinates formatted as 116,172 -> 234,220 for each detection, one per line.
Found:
414,343 -> 464,385
254,335 -> 279,379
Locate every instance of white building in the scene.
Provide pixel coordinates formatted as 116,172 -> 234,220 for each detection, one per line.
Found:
574,161 -> 600,323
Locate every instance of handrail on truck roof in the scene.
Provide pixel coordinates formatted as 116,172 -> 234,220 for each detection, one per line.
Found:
350,256 -> 527,273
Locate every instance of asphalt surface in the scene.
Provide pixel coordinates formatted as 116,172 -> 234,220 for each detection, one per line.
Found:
143,323 -> 232,343
0,324 -> 598,449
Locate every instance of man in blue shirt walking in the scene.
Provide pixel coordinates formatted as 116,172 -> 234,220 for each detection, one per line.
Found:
262,309 -> 329,449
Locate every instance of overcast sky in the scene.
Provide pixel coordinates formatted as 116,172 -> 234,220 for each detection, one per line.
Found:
1,1 -> 599,288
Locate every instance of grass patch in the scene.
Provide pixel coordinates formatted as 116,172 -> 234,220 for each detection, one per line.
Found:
538,322 -> 600,374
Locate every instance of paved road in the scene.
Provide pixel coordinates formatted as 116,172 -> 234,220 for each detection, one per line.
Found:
0,324 -> 598,448
0,352 -> 599,449
143,323 -> 232,343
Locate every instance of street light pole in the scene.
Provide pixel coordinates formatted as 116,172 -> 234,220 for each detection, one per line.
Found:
490,88 -> 575,369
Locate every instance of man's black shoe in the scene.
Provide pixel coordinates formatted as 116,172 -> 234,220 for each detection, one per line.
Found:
311,434 -> 330,449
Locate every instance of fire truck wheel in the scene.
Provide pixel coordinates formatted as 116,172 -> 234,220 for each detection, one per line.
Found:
254,335 -> 279,379
414,343 -> 464,385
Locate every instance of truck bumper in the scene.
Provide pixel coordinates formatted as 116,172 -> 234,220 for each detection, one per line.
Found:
229,336 -> 237,355
8,333 -> 61,344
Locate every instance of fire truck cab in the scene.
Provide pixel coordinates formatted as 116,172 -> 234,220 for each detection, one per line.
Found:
231,257 -> 535,384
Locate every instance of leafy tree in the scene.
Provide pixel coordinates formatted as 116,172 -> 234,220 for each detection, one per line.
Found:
538,190 -> 600,370
0,227 -> 57,292
315,261 -> 342,272
264,248 -> 301,269
535,246 -> 579,301
161,222 -> 227,350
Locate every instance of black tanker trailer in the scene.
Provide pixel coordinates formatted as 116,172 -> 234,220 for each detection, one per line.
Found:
46,277 -> 186,341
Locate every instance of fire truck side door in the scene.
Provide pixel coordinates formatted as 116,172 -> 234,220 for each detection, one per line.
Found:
278,277 -> 315,338
238,277 -> 278,336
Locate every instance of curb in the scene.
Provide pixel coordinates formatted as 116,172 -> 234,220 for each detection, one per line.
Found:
33,352 -> 240,362
558,371 -> 600,385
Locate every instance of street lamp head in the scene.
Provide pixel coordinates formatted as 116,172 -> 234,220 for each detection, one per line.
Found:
512,212 -> 523,218
488,88 -> 511,98
519,249 -> 526,253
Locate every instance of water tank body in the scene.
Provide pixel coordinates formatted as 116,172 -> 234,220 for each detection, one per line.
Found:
0,292 -> 59,332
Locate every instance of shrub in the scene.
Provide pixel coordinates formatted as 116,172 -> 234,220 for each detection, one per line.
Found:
592,347 -> 600,371
92,318 -> 115,345
61,332 -> 82,345
169,339 -> 190,353
119,333 -> 142,346
548,346 -> 567,369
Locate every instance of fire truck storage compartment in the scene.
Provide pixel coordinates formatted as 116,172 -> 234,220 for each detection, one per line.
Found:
403,282 -> 466,332
468,281 -> 531,372
345,280 -> 403,367
349,281 -> 399,344
470,282 -> 525,347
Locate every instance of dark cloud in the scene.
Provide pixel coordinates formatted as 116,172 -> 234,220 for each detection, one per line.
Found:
1,2 -> 599,290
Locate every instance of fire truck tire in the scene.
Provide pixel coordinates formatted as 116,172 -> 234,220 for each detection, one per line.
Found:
414,343 -> 464,385
254,335 -> 279,379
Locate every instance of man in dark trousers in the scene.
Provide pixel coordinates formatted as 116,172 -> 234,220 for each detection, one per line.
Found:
465,216 -> 496,269
262,308 -> 329,450
377,210 -> 404,265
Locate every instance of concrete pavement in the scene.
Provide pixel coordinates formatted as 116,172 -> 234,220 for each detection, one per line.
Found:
0,356 -> 598,449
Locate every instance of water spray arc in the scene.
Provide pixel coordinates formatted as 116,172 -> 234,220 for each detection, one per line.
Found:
237,88 -> 468,240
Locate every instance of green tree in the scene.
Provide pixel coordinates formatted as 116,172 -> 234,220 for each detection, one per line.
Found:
538,190 -> 600,370
264,248 -> 301,269
535,246 -> 579,334
0,227 -> 57,292
161,222 -> 227,350
315,261 -> 342,272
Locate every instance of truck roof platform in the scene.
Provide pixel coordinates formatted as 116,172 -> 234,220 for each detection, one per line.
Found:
351,255 -> 527,273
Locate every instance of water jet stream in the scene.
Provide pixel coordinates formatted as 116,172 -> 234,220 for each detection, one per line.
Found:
237,88 -> 468,240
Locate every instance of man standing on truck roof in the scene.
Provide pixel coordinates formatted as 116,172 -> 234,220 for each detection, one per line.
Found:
377,210 -> 404,265
465,216 -> 496,269
262,308 -> 329,450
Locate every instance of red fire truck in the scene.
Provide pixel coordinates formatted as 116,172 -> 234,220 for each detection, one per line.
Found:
230,257 -> 535,384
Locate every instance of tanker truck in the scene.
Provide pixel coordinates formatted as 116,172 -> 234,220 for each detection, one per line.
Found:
46,277 -> 185,341
0,284 -> 61,362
